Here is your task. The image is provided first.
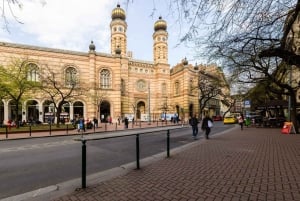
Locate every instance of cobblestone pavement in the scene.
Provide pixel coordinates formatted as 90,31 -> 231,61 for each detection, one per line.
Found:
52,127 -> 300,201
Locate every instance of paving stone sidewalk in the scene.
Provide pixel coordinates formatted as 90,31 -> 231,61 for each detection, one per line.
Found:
53,127 -> 300,201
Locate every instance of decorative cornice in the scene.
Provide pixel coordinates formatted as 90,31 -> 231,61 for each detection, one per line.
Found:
0,41 -> 113,58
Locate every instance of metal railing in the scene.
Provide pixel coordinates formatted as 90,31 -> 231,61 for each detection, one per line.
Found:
0,120 -> 186,139
74,127 -> 184,189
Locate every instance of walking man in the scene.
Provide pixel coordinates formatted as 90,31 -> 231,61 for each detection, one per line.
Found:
190,114 -> 199,140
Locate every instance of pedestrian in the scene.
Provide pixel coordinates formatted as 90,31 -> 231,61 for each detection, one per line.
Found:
118,116 -> 121,125
238,114 -> 244,130
201,115 -> 213,139
124,117 -> 129,129
190,114 -> 199,140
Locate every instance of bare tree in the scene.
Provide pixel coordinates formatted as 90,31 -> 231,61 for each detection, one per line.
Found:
90,90 -> 108,122
38,65 -> 84,127
1,0 -> 23,31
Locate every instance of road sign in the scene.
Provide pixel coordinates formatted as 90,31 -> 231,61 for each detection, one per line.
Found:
244,100 -> 251,108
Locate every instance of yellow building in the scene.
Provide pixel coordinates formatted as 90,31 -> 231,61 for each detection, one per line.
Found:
0,4 -> 229,124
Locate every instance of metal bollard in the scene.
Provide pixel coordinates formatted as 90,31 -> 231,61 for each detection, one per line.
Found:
136,134 -> 140,169
81,139 -> 87,188
167,130 -> 170,157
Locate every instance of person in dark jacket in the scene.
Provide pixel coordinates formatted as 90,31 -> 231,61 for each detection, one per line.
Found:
124,117 -> 129,129
201,115 -> 213,139
190,114 -> 199,140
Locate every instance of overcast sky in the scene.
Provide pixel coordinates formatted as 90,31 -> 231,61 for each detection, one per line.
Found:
0,0 -> 199,67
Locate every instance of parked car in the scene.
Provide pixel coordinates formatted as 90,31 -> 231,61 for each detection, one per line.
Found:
223,116 -> 237,124
212,115 -> 223,121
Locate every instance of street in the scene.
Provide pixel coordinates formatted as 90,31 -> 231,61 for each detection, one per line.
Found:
0,121 -> 233,199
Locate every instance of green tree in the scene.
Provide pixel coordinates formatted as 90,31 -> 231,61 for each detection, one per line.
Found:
0,58 -> 39,127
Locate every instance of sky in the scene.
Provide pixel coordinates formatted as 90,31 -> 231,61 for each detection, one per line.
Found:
0,0 -> 198,67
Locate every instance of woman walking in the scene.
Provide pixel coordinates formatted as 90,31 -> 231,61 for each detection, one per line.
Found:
201,115 -> 213,139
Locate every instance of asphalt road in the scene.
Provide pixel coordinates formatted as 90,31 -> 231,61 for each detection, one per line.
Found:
0,122 -> 234,199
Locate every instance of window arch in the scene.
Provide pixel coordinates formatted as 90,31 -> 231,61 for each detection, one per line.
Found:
121,78 -> 125,95
162,83 -> 167,96
27,63 -> 39,82
65,67 -> 77,87
100,69 -> 111,89
175,81 -> 180,96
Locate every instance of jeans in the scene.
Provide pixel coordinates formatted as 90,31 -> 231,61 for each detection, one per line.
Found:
192,125 -> 198,137
205,127 -> 211,138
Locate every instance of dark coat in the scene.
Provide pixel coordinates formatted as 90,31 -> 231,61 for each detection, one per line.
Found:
201,117 -> 213,130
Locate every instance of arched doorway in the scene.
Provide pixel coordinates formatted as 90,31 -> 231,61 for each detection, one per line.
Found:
73,101 -> 84,120
60,101 -> 70,123
43,100 -> 54,123
26,100 -> 39,123
136,101 -> 145,119
8,100 -> 21,121
100,101 -> 110,122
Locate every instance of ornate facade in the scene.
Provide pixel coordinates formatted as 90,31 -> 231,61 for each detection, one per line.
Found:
0,4 -> 229,124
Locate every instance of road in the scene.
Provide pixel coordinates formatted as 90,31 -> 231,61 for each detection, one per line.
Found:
0,122 -> 234,199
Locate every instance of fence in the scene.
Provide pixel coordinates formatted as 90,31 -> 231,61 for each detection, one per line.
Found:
73,127 -> 184,188
0,120 -> 186,140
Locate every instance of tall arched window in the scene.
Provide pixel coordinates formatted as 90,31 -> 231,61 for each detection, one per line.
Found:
100,69 -> 111,89
27,63 -> 39,82
65,67 -> 77,87
175,81 -> 180,96
161,83 -> 167,96
121,78 -> 125,95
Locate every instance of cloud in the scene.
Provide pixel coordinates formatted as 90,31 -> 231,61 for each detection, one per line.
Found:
3,0 -> 117,52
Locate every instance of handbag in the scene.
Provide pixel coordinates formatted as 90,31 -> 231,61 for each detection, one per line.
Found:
208,120 -> 213,128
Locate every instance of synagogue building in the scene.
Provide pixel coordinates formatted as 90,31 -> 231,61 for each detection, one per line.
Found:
0,4 -> 229,124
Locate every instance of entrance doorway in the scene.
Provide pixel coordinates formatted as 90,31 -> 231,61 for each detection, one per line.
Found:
100,101 -> 110,122
136,101 -> 145,119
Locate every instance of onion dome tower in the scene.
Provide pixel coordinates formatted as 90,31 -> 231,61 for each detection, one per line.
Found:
110,4 -> 127,56
153,16 -> 168,64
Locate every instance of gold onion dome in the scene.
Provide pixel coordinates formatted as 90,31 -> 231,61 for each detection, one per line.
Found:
111,4 -> 126,20
154,16 -> 167,31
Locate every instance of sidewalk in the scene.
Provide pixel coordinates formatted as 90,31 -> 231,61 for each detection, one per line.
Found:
0,121 -> 180,140
49,126 -> 300,201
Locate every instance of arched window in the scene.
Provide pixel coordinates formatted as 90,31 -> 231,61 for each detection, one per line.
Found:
121,79 -> 125,95
65,67 -> 77,87
189,79 -> 194,94
175,81 -> 180,96
100,69 -> 111,89
27,63 -> 39,82
162,83 -> 167,96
